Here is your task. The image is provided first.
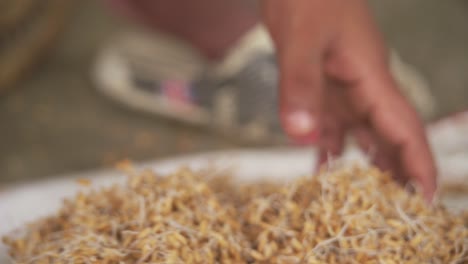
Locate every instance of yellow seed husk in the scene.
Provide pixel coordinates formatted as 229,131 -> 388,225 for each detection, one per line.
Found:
3,166 -> 467,263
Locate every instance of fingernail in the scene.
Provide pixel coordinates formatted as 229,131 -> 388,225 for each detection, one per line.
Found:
283,110 -> 320,144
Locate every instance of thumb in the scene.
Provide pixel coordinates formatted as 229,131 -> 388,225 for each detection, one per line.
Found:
278,46 -> 324,144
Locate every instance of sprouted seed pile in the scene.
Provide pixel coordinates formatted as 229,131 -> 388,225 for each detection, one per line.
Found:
3,166 -> 467,263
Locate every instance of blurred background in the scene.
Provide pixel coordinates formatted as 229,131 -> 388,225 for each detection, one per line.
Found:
1,0 -> 467,184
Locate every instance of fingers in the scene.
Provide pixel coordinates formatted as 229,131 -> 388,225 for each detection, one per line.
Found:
277,34 -> 326,144
397,126 -> 437,202
365,74 -> 437,202
353,126 -> 406,185
317,115 -> 346,168
279,60 -> 323,144
335,21 -> 437,201
261,0 -> 437,201
261,0 -> 329,144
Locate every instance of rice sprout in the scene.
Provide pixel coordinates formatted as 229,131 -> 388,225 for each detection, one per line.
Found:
3,166 -> 467,263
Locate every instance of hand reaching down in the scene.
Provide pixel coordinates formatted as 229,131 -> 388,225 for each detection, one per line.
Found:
261,0 -> 437,201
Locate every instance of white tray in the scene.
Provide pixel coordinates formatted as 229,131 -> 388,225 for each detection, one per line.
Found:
0,147 -> 466,262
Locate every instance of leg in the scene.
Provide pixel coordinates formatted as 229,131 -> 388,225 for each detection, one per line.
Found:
106,0 -> 259,59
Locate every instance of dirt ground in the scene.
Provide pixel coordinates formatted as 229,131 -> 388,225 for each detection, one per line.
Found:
1,0 -> 467,183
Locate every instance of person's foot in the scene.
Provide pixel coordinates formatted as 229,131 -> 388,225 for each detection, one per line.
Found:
93,25 -> 436,143
93,25 -> 285,143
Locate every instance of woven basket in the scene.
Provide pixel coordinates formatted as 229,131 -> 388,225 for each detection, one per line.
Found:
0,0 -> 72,93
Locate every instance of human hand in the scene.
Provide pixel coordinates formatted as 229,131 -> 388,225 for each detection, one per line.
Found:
261,0 -> 436,201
